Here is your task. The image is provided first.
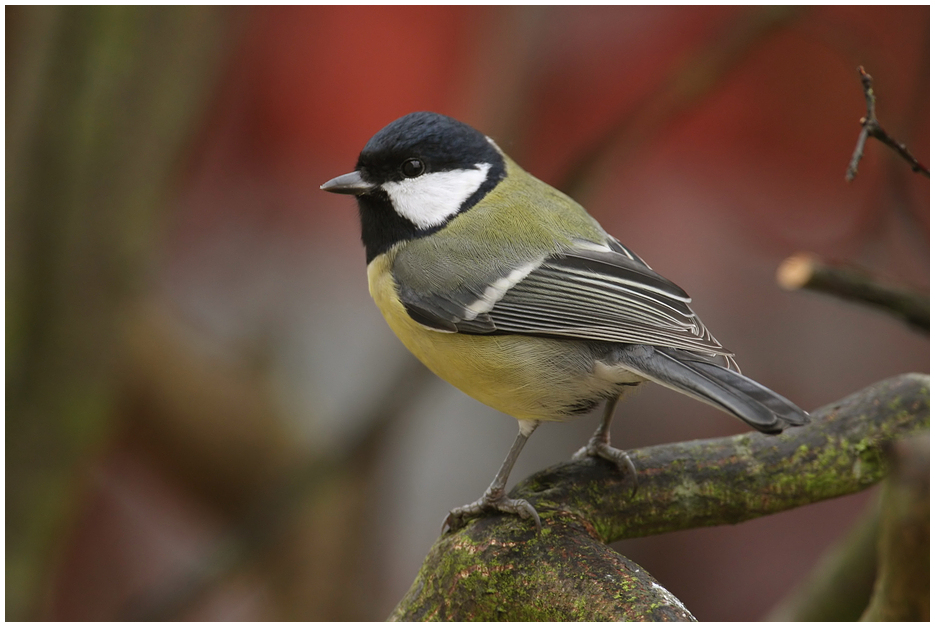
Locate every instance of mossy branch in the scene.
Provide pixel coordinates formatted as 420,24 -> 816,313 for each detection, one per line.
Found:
391,373 -> 929,621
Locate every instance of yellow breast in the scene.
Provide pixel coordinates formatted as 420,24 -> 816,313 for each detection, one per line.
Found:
367,254 -> 625,421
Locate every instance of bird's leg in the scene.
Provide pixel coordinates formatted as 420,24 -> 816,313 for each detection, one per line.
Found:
573,396 -> 638,497
444,420 -> 541,533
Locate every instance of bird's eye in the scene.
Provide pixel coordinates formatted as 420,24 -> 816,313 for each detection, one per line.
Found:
401,158 -> 425,178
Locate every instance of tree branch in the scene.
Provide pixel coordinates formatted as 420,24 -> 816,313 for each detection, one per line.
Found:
391,373 -> 929,621
861,433 -> 930,621
845,66 -> 929,181
389,516 -> 695,621
765,494 -> 880,620
777,252 -> 929,335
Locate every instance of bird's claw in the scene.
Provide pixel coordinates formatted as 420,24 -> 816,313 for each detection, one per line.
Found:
442,492 -> 542,534
573,440 -> 639,498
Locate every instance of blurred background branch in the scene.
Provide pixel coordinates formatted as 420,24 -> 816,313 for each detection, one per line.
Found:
777,252 -> 929,334
861,433 -> 929,621
124,356 -> 433,621
765,494 -> 881,621
6,6 -> 234,619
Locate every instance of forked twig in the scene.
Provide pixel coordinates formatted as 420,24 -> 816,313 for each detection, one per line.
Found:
846,66 -> 929,181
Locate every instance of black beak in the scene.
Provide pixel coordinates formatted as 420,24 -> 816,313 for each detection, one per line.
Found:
320,171 -> 377,195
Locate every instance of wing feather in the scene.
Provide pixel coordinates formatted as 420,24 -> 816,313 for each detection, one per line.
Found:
395,240 -> 737,368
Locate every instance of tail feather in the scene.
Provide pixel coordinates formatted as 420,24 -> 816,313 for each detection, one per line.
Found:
616,345 -> 809,434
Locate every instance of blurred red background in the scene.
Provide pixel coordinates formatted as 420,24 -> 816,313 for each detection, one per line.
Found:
8,5 -> 928,621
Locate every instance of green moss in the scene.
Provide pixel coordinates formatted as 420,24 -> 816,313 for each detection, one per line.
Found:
394,376 -> 930,621
672,477 -> 701,499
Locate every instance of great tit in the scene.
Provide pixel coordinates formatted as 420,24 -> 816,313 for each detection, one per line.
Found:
321,111 -> 808,532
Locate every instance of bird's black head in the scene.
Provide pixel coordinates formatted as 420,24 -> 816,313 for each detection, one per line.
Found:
321,112 -> 506,263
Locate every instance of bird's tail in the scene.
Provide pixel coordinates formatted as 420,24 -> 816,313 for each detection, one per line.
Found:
615,345 -> 809,434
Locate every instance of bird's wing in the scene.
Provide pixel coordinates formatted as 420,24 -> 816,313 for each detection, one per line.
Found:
395,238 -> 738,367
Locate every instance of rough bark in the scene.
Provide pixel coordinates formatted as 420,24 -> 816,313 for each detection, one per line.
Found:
390,373 -> 929,621
389,515 -> 694,621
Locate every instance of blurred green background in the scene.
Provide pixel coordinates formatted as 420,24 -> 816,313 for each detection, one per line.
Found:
6,5 -> 928,620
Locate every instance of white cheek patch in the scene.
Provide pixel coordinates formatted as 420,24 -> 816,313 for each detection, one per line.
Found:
382,163 -> 491,230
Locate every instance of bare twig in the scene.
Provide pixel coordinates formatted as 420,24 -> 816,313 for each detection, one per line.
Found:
777,252 -> 929,335
845,66 -> 929,181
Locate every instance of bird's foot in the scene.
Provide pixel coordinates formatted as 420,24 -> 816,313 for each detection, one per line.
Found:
442,489 -> 541,534
573,439 -> 639,498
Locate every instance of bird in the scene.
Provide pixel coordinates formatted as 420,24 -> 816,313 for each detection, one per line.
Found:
321,111 -> 808,532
